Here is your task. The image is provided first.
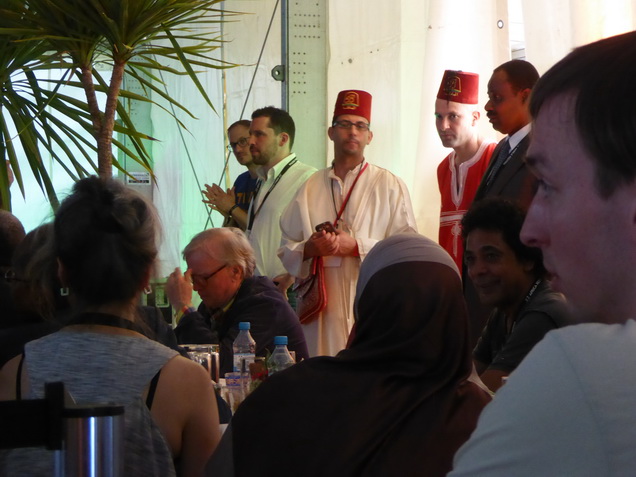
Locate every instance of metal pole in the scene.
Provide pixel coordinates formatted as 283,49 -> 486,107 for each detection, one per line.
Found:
281,0 -> 289,110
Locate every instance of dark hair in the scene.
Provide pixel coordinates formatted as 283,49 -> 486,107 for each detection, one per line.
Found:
228,119 -> 251,134
0,210 -> 25,267
54,176 -> 159,306
251,106 -> 296,149
11,223 -> 66,320
462,197 -> 545,277
494,59 -> 539,93
529,31 -> 636,198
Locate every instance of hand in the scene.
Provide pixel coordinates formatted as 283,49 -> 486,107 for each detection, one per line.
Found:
303,230 -> 339,259
202,183 -> 236,215
333,229 -> 359,257
166,267 -> 194,310
272,273 -> 295,298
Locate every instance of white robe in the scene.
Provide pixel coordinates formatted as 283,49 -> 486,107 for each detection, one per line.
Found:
278,162 -> 418,356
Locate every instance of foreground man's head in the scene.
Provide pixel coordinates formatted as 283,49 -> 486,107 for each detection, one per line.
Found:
521,31 -> 636,324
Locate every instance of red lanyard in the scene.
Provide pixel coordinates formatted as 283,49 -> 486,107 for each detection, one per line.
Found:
332,162 -> 369,228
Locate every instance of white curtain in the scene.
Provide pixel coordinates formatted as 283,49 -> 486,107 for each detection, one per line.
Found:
522,0 -> 635,74
153,0 -> 636,275
10,0 -> 635,278
152,0 -> 284,276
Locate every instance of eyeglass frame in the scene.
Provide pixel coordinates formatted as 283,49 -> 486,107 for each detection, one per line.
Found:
332,119 -> 371,131
190,264 -> 227,288
227,137 -> 250,152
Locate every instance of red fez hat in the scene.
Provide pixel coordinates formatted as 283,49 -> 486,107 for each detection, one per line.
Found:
333,90 -> 372,123
436,70 -> 479,105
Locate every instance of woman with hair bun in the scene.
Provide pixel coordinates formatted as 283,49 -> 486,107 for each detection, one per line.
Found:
0,177 -> 220,476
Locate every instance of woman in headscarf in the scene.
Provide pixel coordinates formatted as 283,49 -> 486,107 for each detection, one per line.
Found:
208,233 -> 490,476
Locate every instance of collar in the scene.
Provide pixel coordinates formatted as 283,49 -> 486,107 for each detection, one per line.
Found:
256,153 -> 297,181
507,123 -> 531,151
451,140 -> 494,170
328,158 -> 366,181
208,295 -> 237,321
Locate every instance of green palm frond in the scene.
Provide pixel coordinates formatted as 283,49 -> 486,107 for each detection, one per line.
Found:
0,0 -> 234,210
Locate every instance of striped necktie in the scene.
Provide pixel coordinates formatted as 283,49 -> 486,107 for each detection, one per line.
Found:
485,138 -> 511,187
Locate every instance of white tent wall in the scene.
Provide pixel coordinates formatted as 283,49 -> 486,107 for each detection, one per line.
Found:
7,1 -> 636,282
152,0 -> 284,276
410,0 -> 506,238
521,0 -> 636,74
141,0 -> 636,277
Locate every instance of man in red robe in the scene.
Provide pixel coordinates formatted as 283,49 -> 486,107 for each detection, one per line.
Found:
436,70 -> 495,273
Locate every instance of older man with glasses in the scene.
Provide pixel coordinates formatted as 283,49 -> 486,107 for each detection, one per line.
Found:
166,227 -> 308,376
278,90 -> 418,357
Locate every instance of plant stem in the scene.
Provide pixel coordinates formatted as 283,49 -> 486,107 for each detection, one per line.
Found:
80,64 -> 116,178
79,64 -> 102,137
98,60 -> 125,179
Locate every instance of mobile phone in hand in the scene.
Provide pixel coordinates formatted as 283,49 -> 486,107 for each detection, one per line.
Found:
315,221 -> 336,233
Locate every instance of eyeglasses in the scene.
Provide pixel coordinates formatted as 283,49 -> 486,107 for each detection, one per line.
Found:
227,137 -> 250,151
190,264 -> 227,287
332,120 -> 370,131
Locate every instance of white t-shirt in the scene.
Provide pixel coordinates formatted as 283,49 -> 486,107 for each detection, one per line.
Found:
450,320 -> 636,477
248,153 -> 315,278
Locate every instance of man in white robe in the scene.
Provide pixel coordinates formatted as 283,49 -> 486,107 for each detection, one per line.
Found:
278,90 -> 417,356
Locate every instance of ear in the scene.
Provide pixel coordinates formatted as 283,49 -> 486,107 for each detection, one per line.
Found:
366,129 -> 374,145
522,259 -> 536,274
230,265 -> 244,282
327,127 -> 335,141
141,266 -> 152,291
279,132 -> 289,148
57,258 -> 69,287
519,88 -> 531,104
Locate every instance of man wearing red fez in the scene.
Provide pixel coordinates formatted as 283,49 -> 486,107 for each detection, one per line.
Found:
278,89 -> 417,357
435,70 -> 496,274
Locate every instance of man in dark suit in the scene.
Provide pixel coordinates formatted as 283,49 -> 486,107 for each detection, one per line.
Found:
473,59 -> 539,209
466,59 -> 540,347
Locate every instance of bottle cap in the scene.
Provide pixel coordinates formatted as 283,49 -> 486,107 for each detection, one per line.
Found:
238,322 -> 251,330
274,336 -> 288,345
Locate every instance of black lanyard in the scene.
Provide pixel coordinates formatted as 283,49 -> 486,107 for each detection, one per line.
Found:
509,278 -> 543,335
247,158 -> 298,231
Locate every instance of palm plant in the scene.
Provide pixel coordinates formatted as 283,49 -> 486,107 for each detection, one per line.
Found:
0,0 -> 233,210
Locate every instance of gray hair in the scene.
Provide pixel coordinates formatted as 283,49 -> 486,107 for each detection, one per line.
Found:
183,227 -> 256,278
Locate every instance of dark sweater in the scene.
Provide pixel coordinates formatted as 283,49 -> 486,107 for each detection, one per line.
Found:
174,276 -> 308,376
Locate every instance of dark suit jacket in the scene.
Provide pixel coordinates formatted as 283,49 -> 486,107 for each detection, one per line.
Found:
465,133 -> 536,347
473,134 -> 535,209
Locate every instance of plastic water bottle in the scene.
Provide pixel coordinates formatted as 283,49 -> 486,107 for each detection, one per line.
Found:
232,322 -> 256,373
267,336 -> 295,375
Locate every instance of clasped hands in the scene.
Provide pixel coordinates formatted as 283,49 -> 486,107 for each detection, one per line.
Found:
303,229 -> 358,259
202,183 -> 235,216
